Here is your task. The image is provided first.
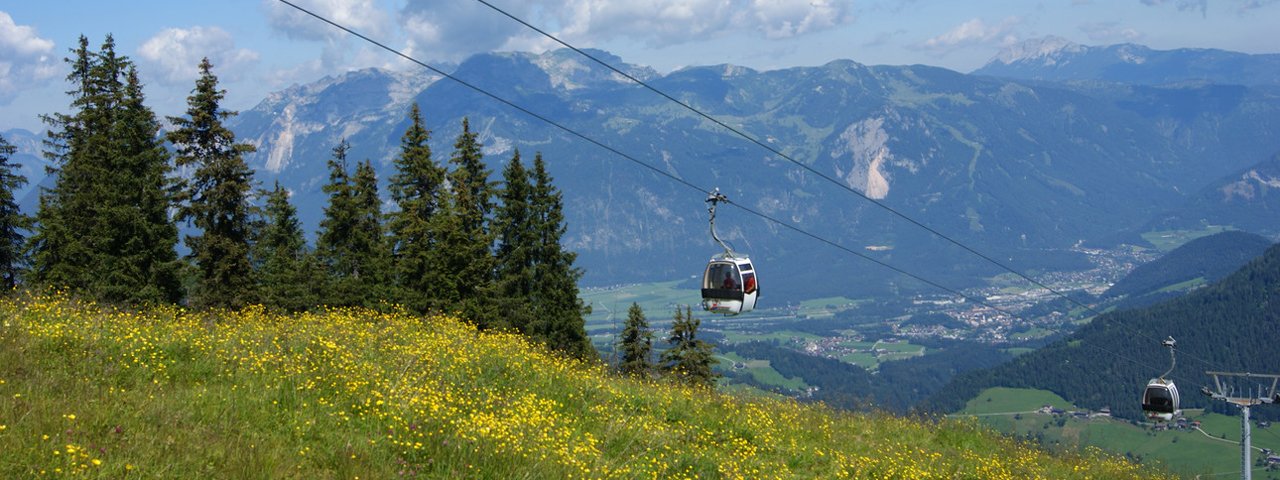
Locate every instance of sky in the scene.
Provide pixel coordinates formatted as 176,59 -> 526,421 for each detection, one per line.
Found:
1,0 -> 1277,133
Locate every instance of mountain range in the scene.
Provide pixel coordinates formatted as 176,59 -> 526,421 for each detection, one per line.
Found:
974,36 -> 1280,87
7,39 -> 1280,301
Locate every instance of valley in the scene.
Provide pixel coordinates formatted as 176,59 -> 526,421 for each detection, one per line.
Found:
582,233 -> 1169,368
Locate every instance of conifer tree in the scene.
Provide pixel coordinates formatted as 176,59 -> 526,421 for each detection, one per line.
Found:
493,149 -> 535,332
387,104 -> 449,313
31,35 -> 109,294
109,64 -> 183,304
618,302 -> 654,378
0,134 -> 29,289
661,305 -> 718,387
316,140 -> 356,305
352,158 -> 391,300
254,182 -> 319,311
527,153 -> 594,359
446,118 -> 496,326
167,58 -> 257,308
428,186 -> 469,310
316,141 -> 388,308
31,35 -> 180,304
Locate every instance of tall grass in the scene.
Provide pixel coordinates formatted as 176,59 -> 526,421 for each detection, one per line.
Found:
0,293 -> 1170,478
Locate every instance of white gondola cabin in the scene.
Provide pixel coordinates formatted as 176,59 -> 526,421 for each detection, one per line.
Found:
701,253 -> 759,315
1142,378 -> 1181,421
1141,336 -> 1180,422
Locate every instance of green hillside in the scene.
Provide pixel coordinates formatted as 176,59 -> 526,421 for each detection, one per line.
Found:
958,388 -> 1280,478
1105,230 -> 1272,307
0,293 -> 1170,479
923,241 -> 1280,421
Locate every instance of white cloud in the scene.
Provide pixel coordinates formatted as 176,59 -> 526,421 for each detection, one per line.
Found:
750,0 -> 852,39
399,0 -> 855,63
1078,22 -> 1144,43
1139,0 -> 1208,16
918,17 -> 1022,53
137,26 -> 260,85
264,0 -> 389,41
0,11 -> 59,104
1236,0 -> 1280,13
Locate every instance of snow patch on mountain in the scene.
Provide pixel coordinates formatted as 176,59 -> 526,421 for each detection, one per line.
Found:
993,36 -> 1086,66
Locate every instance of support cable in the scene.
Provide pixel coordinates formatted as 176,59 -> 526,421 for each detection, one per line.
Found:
469,0 -> 1231,376
275,0 -> 1207,389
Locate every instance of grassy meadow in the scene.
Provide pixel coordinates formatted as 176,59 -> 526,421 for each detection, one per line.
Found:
0,293 -> 1174,479
959,387 -> 1280,478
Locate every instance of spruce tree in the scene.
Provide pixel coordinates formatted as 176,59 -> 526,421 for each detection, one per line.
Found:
0,134 -> 29,289
527,153 -> 594,359
316,141 -> 388,308
446,118 -> 496,327
254,182 -> 319,311
166,58 -> 257,309
109,64 -> 182,304
31,35 -> 108,293
352,158 -> 391,301
618,302 -> 654,378
31,35 -> 180,304
387,104 -> 448,313
493,149 -> 535,332
661,305 -> 718,387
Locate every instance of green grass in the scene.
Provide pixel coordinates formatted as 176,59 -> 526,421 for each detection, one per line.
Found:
1141,226 -> 1234,252
1010,327 -> 1055,340
0,294 -> 1174,479
961,388 -> 1280,478
720,329 -> 824,345
1155,276 -> 1207,293
580,280 -> 701,330
840,352 -> 878,368
873,340 -> 925,354
796,296 -> 869,315
718,352 -> 809,391
959,387 -> 1075,415
835,341 -> 924,370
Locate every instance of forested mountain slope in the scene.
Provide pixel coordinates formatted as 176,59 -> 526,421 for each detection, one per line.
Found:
1103,230 -> 1274,308
922,241 -> 1280,420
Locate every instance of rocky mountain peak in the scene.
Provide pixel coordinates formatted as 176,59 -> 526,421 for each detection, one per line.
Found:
991,35 -> 1086,66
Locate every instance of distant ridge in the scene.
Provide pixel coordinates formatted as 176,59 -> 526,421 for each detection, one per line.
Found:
975,37 -> 1280,87
1147,151 -> 1280,237
1103,230 -> 1273,308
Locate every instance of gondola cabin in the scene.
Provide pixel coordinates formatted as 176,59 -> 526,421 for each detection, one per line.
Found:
1142,378 -> 1180,421
701,253 -> 758,315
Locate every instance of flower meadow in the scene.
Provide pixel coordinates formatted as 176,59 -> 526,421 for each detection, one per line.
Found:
0,293 -> 1171,479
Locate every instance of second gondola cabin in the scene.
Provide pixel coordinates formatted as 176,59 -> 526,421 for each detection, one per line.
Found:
701,253 -> 758,315
1142,378 -> 1180,422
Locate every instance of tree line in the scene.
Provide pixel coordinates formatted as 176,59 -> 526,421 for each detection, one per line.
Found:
0,35 -> 592,359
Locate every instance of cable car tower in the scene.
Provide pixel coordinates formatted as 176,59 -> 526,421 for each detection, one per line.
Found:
700,189 -> 759,315
1141,337 -> 1181,422
1201,371 -> 1280,480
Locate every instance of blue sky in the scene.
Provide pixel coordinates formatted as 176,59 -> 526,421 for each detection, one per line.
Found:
1,0 -> 1277,132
